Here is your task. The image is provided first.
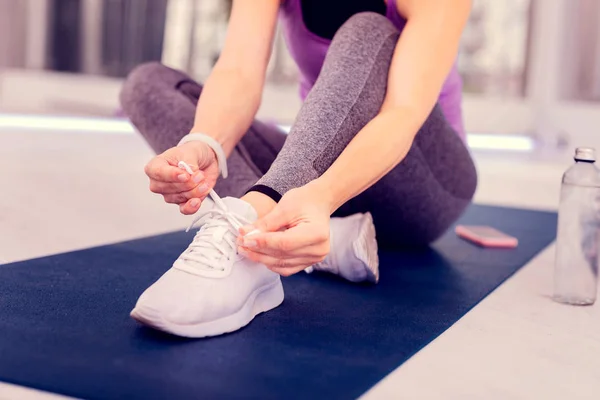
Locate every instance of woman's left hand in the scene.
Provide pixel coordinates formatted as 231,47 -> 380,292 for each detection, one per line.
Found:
237,183 -> 332,276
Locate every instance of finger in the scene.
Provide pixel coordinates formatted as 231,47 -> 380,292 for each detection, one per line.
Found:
164,193 -> 187,204
144,158 -> 186,183
145,157 -> 206,184
269,265 -> 311,277
240,206 -> 289,235
237,247 -> 314,274
238,235 -> 329,259
149,172 -> 205,194
162,182 -> 211,204
164,187 -> 209,205
239,224 -> 329,257
179,198 -> 202,215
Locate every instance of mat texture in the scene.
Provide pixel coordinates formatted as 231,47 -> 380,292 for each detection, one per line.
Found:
0,205 -> 557,399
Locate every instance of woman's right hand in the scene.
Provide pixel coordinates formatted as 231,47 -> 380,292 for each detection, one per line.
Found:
144,141 -> 220,215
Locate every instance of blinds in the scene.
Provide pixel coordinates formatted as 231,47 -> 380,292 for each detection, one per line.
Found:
43,0 -> 168,77
101,0 -> 167,77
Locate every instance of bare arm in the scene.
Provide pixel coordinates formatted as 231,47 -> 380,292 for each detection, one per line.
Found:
314,0 -> 471,211
190,0 -> 280,156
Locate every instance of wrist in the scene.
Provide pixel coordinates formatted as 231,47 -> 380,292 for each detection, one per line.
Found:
178,132 -> 228,178
307,178 -> 338,214
181,140 -> 217,164
188,126 -> 234,156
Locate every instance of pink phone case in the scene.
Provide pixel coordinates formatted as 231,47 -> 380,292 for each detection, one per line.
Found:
455,225 -> 518,248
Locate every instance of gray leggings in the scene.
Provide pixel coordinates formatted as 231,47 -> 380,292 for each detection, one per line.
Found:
120,12 -> 477,248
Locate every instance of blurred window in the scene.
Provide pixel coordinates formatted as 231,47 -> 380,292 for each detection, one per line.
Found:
458,0 -> 532,97
560,0 -> 600,102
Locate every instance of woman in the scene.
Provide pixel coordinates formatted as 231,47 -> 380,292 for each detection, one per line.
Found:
122,0 -> 477,338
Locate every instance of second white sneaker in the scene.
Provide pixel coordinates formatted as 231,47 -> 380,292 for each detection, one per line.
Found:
130,193 -> 284,338
307,212 -> 379,283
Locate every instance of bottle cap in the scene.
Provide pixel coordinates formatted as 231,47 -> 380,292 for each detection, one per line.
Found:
574,147 -> 596,162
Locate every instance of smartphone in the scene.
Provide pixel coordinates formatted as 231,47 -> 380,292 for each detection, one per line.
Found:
455,225 -> 518,248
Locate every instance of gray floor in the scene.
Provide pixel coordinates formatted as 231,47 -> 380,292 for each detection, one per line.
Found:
1,127 -> 599,399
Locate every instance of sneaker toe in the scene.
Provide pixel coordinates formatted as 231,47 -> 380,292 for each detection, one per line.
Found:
132,268 -> 236,325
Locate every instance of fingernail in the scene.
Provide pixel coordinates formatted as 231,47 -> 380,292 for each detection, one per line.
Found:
190,199 -> 200,207
193,173 -> 203,183
238,247 -> 248,256
245,229 -> 260,237
197,184 -> 209,193
177,174 -> 189,182
244,239 -> 257,248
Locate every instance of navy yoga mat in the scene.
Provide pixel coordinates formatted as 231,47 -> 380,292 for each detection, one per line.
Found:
0,205 -> 556,399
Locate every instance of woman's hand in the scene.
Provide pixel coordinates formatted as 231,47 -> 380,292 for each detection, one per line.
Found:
237,183 -> 332,276
144,141 -> 220,215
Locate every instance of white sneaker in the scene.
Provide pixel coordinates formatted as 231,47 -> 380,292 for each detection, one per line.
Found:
130,193 -> 284,338
306,213 -> 379,283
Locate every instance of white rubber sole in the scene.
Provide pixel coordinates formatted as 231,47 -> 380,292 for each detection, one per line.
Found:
352,212 -> 380,283
130,278 -> 284,338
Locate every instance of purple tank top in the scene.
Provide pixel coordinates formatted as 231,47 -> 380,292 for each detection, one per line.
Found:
278,0 -> 465,139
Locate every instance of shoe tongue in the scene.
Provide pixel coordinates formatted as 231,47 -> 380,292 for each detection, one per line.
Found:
221,197 -> 258,222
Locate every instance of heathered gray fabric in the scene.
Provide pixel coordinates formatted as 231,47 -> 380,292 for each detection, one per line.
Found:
258,13 -> 397,189
120,12 -> 477,246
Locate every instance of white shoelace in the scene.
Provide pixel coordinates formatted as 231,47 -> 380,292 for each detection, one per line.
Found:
177,162 -> 250,273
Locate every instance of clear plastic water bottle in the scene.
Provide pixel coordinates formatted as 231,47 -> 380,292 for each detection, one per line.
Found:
554,147 -> 600,306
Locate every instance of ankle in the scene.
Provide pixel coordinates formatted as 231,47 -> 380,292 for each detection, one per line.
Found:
241,191 -> 277,218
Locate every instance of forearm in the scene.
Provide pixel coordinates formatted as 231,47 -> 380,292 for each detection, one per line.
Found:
314,107 -> 422,212
314,0 -> 471,213
190,66 -> 263,156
